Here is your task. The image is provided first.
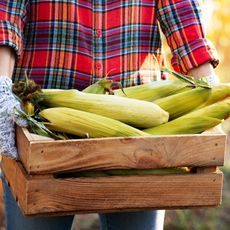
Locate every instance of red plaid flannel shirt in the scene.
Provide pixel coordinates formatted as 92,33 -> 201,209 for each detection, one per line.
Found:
0,0 -> 219,90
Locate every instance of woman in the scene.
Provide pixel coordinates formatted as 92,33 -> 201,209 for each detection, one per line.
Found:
0,1 -> 219,229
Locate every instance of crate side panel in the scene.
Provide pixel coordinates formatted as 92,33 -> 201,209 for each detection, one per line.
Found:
28,134 -> 226,174
16,126 -> 31,172
25,172 -> 223,215
1,157 -> 28,215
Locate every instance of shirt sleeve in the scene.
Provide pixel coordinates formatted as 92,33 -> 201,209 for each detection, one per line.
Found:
0,0 -> 29,56
157,0 -> 219,74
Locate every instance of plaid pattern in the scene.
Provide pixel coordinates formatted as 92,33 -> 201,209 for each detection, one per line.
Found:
0,0 -> 219,90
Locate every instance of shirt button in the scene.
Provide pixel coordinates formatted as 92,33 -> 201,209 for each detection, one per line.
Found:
96,62 -> 102,70
95,30 -> 102,38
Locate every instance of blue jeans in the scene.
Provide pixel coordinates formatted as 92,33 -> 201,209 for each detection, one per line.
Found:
1,175 -> 165,230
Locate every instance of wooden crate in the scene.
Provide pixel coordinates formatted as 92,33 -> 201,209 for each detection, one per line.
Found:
1,126 -> 227,216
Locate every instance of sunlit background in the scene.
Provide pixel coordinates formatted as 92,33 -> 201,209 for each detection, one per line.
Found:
163,0 -> 230,83
202,0 -> 230,83
164,2 -> 230,229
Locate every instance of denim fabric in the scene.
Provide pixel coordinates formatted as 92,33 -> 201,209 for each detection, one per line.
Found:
1,174 -> 165,230
99,210 -> 165,230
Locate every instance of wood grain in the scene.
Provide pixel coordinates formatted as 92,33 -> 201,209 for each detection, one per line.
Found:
16,126 -> 31,173
1,156 -> 28,214
1,157 -> 223,216
16,126 -> 226,174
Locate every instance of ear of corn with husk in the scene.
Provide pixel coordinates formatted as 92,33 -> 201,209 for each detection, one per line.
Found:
64,167 -> 190,177
185,99 -> 230,120
144,116 -> 222,135
197,84 -> 230,108
40,107 -> 149,138
13,70 -> 230,138
144,99 -> 230,135
154,87 -> 212,120
113,80 -> 193,101
39,89 -> 169,128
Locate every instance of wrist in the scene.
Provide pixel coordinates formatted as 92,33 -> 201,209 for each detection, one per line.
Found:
203,74 -> 219,86
188,63 -> 214,79
187,63 -> 219,86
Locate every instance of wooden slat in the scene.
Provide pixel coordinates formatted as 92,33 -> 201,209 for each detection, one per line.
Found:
16,126 -> 31,173
16,126 -> 226,174
1,156 -> 28,214
1,157 -> 223,216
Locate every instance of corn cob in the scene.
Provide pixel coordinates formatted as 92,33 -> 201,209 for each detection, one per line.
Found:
144,99 -> 230,135
154,87 -> 211,120
198,84 -> 230,108
113,80 -> 192,101
185,99 -> 230,120
62,167 -> 190,177
40,107 -> 149,138
39,89 -> 169,128
144,116 -> 221,135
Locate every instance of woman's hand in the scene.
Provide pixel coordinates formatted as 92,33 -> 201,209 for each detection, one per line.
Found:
188,62 -> 219,86
0,76 -> 27,159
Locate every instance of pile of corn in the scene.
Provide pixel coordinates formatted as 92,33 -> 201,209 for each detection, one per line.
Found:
15,76 -> 230,139
12,74 -> 230,177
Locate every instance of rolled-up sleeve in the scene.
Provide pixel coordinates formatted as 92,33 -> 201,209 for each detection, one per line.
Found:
0,0 -> 28,56
157,0 -> 219,74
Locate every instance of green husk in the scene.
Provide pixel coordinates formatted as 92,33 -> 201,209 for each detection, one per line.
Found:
161,67 -> 212,88
144,99 -> 230,135
154,87 -> 212,120
185,99 -> 230,120
38,89 -> 169,128
16,109 -> 66,140
40,107 -> 150,138
82,79 -> 115,94
113,80 -> 193,101
198,84 -> 230,108
144,116 -> 222,135
58,167 -> 191,178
